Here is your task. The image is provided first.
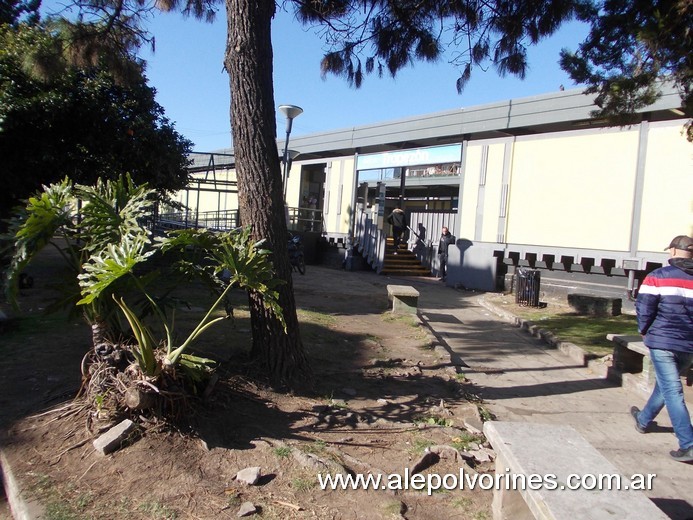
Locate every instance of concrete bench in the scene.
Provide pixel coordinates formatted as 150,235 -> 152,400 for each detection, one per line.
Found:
483,421 -> 667,520
567,293 -> 621,316
606,334 -> 654,396
386,285 -> 419,314
607,334 -> 693,396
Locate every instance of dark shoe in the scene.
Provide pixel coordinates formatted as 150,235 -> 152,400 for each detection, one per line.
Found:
630,406 -> 647,434
669,446 -> 693,462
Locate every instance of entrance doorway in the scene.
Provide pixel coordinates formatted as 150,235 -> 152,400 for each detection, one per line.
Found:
299,164 -> 326,232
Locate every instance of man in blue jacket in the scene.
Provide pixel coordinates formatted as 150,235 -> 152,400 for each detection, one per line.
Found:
631,235 -> 693,463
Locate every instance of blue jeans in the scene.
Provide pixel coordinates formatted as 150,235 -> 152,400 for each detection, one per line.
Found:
637,348 -> 693,450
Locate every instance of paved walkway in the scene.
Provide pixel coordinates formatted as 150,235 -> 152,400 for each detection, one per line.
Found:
388,274 -> 692,520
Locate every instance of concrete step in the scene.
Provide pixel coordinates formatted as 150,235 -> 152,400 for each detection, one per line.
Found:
380,269 -> 432,277
383,258 -> 423,266
382,244 -> 431,276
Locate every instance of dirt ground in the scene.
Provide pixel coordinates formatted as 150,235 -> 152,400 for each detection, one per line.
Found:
0,248 -> 494,520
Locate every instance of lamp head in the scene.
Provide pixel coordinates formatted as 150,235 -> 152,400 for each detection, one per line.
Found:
279,105 -> 303,120
279,104 -> 303,134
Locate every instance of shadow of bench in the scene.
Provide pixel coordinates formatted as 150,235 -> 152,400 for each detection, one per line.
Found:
483,421 -> 667,520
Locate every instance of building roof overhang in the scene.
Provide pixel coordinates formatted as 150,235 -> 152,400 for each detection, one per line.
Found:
192,84 -> 687,165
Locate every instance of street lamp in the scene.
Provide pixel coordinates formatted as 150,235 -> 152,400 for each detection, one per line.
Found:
278,104 -> 303,199
285,149 -> 301,170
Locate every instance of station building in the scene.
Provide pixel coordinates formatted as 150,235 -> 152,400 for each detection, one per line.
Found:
170,86 -> 692,306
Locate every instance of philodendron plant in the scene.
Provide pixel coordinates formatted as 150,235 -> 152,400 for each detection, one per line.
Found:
3,175 -> 284,402
3,175 -> 155,348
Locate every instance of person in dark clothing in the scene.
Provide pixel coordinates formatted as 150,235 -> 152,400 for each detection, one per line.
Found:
631,234 -> 693,463
438,226 -> 455,280
387,207 -> 407,253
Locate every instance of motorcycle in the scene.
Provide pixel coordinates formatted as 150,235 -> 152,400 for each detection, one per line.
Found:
287,232 -> 306,275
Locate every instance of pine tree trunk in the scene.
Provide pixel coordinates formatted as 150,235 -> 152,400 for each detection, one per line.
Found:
224,0 -> 313,391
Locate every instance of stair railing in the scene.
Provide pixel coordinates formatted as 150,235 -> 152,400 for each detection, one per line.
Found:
353,205 -> 386,272
407,224 -> 434,270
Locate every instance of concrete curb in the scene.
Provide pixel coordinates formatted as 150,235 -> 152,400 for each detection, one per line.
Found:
475,295 -> 610,378
1,449 -> 44,520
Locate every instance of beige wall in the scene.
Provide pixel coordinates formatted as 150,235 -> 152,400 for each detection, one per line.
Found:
481,143 -> 507,243
505,128 -> 639,250
282,156 -> 356,234
285,162 -> 302,208
637,122 -> 693,251
460,145 -> 482,240
323,157 -> 356,235
173,169 -> 239,214
459,140 -> 513,243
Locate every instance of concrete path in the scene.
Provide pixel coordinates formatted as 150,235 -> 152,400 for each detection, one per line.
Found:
390,275 -> 692,520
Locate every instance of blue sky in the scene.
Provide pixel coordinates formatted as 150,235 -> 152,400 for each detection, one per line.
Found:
139,7 -> 590,153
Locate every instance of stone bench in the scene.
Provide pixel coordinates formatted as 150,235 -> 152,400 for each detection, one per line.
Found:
483,421 -> 667,520
567,293 -> 621,316
606,334 -> 693,396
386,285 -> 419,314
606,334 -> 654,396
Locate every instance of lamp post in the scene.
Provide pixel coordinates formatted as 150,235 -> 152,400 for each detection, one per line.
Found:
278,104 -> 303,200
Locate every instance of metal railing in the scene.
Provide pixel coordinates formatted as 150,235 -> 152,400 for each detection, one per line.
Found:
287,206 -> 323,234
351,207 -> 456,274
151,206 -> 323,234
156,209 -> 240,232
353,209 -> 386,272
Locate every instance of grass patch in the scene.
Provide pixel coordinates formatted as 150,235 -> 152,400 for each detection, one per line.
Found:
43,502 -> 79,520
450,432 -> 485,451
527,314 -> 637,355
477,406 -> 495,422
137,500 -> 178,519
291,476 -> 317,491
273,446 -> 292,458
301,439 -> 327,454
413,415 -> 454,427
381,312 -> 419,328
104,497 -> 133,516
297,308 -> 337,327
452,497 -> 473,510
417,338 -> 436,350
226,494 -> 242,508
75,491 -> 95,510
485,294 -> 638,356
298,311 -> 345,350
409,437 -> 436,454
25,473 -> 82,520
383,500 -> 405,516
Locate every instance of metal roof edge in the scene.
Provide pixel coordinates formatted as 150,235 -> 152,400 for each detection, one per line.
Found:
194,83 -> 686,159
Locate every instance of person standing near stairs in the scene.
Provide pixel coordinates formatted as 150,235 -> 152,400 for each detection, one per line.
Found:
387,206 -> 407,254
438,226 -> 455,281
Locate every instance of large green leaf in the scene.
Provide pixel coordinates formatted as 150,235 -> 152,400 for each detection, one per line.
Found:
75,174 -> 155,254
2,178 -> 75,307
77,234 -> 155,305
113,295 -> 159,377
162,226 -> 285,329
